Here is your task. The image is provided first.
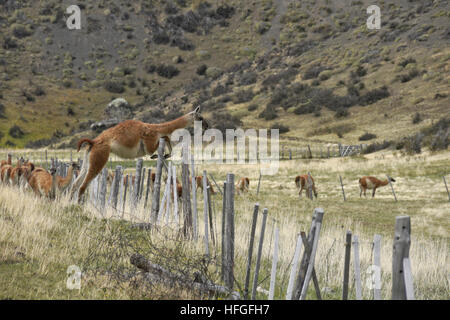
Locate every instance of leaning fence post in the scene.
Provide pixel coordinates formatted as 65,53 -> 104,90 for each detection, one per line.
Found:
286,233 -> 303,300
151,139 -> 165,224
352,235 -> 362,300
373,234 -> 382,300
133,159 -> 144,206
221,181 -> 227,281
300,208 -> 325,300
386,174 -> 397,202
392,216 -> 411,300
339,175 -> 346,201
443,176 -> 450,201
244,203 -> 259,300
342,230 -> 352,300
256,170 -> 262,196
251,208 -> 268,300
268,226 -> 280,300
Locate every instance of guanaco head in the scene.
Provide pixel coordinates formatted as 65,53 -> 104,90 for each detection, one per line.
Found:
191,106 -> 209,131
49,167 -> 57,176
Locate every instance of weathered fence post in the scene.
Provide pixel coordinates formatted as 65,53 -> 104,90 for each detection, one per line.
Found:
172,165 -> 178,225
207,184 -> 215,246
300,208 -> 325,300
223,173 -> 235,290
144,169 -> 152,208
392,216 -> 412,300
286,233 -> 303,300
244,203 -> 259,300
191,155 -> 198,240
133,159 -> 144,206
443,176 -> 450,201
256,170 -> 262,196
122,175 -> 129,218
151,138 -> 165,224
352,235 -> 362,300
209,173 -> 223,196
339,175 -> 346,201
342,230 -> 352,300
202,172 -> 210,258
373,234 -> 382,300
307,145 -> 312,159
221,181 -> 227,281
269,226 -> 279,300
181,146 -> 192,238
386,174 -> 397,202
110,166 -> 122,210
99,167 -> 108,214
251,208 -> 268,300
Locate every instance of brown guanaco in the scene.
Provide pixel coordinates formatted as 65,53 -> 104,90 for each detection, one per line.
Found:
71,106 -> 208,202
359,176 -> 395,198
295,174 -> 318,199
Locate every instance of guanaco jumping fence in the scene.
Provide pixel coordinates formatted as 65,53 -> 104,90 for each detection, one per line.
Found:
2,139 -> 448,299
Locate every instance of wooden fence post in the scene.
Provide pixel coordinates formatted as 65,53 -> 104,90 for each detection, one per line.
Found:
151,139 -> 165,224
122,175 -> 128,218
292,210 -> 317,300
256,170 -> 262,196
251,208 -> 268,300
144,169 -> 152,209
202,172 -> 210,258
244,203 -> 259,300
208,173 -> 223,196
110,166 -> 122,210
342,230 -> 352,300
392,216 -> 412,300
207,184 -> 215,246
133,159 -> 144,206
99,167 -> 108,213
386,174 -> 397,202
172,165 -> 179,225
339,175 -> 346,201
307,145 -> 312,159
181,148 -> 192,238
373,234 -> 382,300
352,235 -> 362,300
443,176 -> 450,201
224,173 -> 235,290
269,226 -> 279,300
299,208 -> 325,300
191,155 -> 198,241
307,172 -> 313,200
221,181 -> 227,281
286,233 -> 303,300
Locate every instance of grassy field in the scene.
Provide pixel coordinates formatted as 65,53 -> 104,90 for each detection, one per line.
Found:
0,148 -> 449,299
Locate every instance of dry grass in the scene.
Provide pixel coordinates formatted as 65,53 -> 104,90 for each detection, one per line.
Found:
0,148 -> 448,299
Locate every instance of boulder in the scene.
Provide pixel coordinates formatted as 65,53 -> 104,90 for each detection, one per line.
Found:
90,98 -> 133,132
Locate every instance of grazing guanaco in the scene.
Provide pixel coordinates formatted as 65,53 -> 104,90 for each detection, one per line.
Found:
190,175 -> 216,195
29,167 -> 58,199
236,177 -> 250,194
71,106 -> 208,202
359,176 -> 396,198
295,174 -> 318,199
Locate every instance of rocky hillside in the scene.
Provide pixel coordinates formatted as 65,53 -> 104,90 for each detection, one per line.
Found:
0,0 -> 448,152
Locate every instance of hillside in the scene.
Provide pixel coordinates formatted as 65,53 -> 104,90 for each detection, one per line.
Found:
0,0 -> 448,150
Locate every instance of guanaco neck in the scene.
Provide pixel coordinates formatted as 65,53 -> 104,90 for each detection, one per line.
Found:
58,166 -> 74,189
150,113 -> 193,136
